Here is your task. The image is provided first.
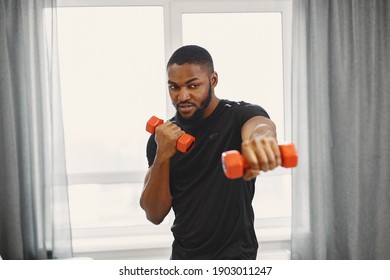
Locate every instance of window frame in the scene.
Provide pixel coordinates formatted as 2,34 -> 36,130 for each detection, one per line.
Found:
57,0 -> 293,259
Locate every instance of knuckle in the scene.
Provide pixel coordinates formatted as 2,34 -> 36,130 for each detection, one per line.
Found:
260,160 -> 269,170
247,160 -> 258,170
241,141 -> 250,149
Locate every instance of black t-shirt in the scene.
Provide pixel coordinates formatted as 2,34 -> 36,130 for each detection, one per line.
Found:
146,99 -> 270,259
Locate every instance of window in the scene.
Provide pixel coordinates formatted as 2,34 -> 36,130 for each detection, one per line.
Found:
57,0 -> 292,259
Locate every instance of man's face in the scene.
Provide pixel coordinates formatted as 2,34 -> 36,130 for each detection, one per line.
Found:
167,63 -> 216,124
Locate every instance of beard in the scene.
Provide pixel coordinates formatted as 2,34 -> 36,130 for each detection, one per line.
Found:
174,83 -> 212,127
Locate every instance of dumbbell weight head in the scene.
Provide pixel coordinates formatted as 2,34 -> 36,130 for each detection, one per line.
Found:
146,116 -> 164,134
177,134 -> 196,153
279,143 -> 298,168
221,150 -> 246,179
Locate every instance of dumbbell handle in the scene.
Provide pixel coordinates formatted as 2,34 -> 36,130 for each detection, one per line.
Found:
221,143 -> 298,179
146,116 -> 195,153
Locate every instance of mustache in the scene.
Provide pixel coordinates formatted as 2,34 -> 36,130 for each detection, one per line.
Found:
175,101 -> 198,108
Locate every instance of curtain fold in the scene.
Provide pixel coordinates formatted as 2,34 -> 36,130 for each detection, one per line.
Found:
292,0 -> 390,259
0,0 -> 73,259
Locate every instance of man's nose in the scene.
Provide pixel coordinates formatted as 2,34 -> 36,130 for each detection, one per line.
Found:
177,89 -> 190,102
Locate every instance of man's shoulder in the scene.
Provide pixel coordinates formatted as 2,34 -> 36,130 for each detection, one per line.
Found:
220,99 -> 253,110
221,99 -> 249,106
221,99 -> 263,112
220,99 -> 270,119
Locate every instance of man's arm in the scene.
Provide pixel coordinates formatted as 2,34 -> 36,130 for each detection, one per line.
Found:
241,116 -> 281,180
140,121 -> 184,224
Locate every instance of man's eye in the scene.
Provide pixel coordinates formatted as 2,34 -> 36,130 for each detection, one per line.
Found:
169,85 -> 178,90
189,84 -> 199,89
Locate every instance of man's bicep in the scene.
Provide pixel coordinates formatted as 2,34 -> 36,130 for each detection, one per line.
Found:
146,134 -> 157,167
143,167 -> 152,186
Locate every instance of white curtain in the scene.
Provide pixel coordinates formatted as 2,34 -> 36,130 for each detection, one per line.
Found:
0,0 -> 72,259
291,0 -> 390,259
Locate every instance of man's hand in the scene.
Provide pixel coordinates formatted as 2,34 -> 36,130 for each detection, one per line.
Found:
241,117 -> 281,181
154,121 -> 184,160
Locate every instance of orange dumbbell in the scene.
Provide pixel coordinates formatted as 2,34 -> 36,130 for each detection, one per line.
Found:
146,116 -> 195,153
221,143 -> 298,179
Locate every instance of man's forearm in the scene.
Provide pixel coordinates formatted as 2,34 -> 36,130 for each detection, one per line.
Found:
241,116 -> 277,141
140,157 -> 172,225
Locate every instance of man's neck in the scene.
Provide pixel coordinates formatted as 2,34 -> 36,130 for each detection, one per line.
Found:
203,96 -> 220,119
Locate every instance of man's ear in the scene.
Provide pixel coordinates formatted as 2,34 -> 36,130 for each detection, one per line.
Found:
211,71 -> 218,88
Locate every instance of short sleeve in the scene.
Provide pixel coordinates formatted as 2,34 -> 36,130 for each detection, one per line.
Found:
146,134 -> 157,167
233,101 -> 270,128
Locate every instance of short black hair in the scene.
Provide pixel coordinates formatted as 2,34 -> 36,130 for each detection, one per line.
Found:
167,45 -> 214,73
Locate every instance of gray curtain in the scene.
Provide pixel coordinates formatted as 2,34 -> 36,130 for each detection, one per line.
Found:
292,0 -> 390,259
0,0 -> 73,259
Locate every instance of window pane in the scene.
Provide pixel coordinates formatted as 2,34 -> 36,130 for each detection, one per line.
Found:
57,7 -> 166,174
253,175 -> 292,218
68,183 -> 172,228
182,13 -> 285,140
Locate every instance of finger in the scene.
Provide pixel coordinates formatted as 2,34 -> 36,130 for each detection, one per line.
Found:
257,138 -> 279,170
241,141 -> 260,170
156,122 -> 184,145
243,168 -> 260,181
270,140 -> 282,167
169,123 -> 185,138
162,121 -> 183,135
252,139 -> 271,172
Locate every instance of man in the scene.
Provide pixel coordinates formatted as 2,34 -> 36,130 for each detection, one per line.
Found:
140,45 -> 281,259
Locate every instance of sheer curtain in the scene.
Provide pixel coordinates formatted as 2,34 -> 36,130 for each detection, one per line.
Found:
291,0 -> 390,259
0,0 -> 72,259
